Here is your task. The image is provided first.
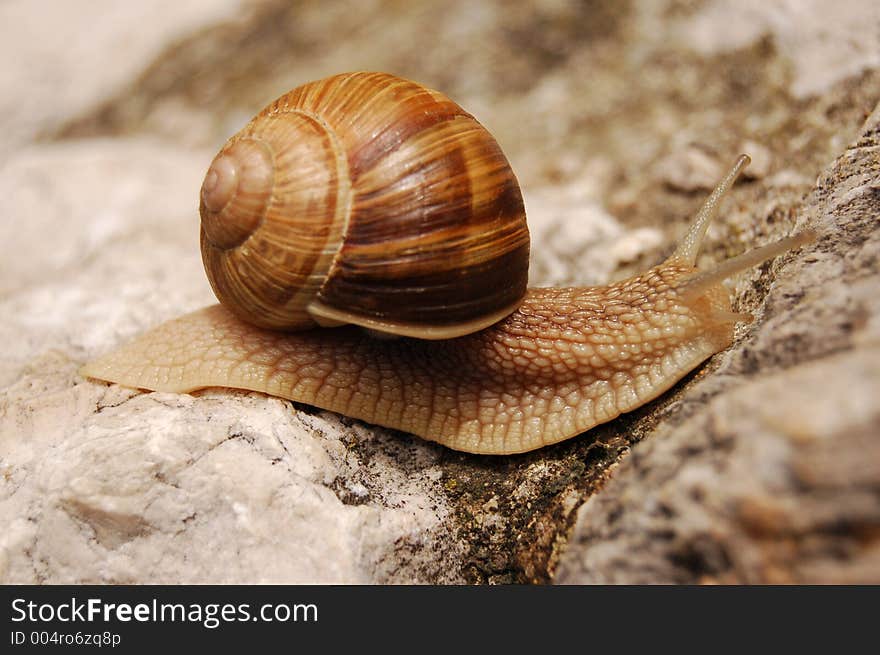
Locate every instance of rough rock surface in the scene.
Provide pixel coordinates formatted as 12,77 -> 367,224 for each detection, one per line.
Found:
1,0 -> 878,584
557,107 -> 880,583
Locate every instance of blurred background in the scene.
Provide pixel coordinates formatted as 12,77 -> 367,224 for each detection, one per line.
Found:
3,0 -> 877,294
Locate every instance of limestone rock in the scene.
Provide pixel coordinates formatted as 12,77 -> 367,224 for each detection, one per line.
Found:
1,352 -> 463,583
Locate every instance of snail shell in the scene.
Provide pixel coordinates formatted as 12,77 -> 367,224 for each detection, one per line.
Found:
200,72 -> 530,338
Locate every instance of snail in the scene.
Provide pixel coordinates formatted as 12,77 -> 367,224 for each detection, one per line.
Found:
81,72 -> 814,455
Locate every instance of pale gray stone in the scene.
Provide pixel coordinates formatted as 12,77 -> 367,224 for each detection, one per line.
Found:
0,0 -> 246,156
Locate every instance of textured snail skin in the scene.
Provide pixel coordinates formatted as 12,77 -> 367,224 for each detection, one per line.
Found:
80,155 -> 813,454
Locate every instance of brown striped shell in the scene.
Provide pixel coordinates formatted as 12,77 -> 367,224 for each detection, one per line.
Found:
199,72 -> 530,339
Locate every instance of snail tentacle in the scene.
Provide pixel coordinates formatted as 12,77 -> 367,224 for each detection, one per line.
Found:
669,154 -> 751,266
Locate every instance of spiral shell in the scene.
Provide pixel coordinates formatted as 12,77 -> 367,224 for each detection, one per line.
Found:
199,72 -> 530,339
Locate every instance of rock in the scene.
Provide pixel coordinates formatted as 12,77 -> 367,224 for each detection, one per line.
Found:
524,186 -> 664,286
738,140 -> 772,180
556,106 -> 880,584
679,0 -> 880,99
1,347 -> 463,584
656,147 -> 724,193
0,140 -> 208,299
0,0 -> 247,157
556,346 -> 880,584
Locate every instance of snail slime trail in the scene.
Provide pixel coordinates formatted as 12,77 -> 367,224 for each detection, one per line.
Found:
81,72 -> 816,455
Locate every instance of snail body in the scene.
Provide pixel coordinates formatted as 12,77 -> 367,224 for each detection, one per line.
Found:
81,72 -> 813,454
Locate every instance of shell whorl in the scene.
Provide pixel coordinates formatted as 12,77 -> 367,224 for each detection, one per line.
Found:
200,109 -> 350,330
199,72 -> 530,337
200,139 -> 273,250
